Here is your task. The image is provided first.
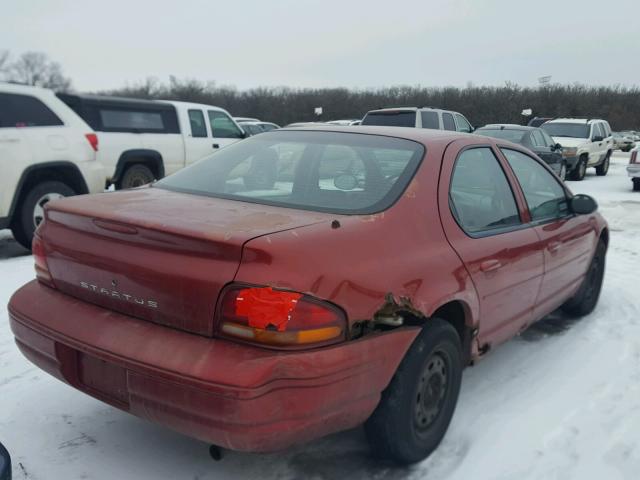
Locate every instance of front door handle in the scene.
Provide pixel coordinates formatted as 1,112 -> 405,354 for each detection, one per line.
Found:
480,259 -> 503,272
212,143 -> 220,149
548,241 -> 561,253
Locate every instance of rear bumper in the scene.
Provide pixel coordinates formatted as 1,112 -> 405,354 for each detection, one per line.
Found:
627,164 -> 640,178
8,281 -> 418,453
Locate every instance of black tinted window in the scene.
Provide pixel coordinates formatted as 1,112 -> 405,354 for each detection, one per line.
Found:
443,113 -> 456,131
502,149 -> 569,222
157,131 -> 424,215
542,123 -> 589,139
100,109 -> 167,132
450,148 -> 521,233
0,93 -> 63,128
421,111 -> 439,129
209,111 -> 244,138
362,111 -> 416,127
188,110 -> 207,137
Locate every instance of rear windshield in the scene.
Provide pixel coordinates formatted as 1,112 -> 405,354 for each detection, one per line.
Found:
475,128 -> 526,144
542,123 -> 589,139
156,130 -> 425,215
361,111 -> 416,127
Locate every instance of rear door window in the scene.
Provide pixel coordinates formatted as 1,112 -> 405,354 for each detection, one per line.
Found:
208,111 -> 244,139
361,111 -> 416,127
449,148 -> 521,233
531,130 -> 546,147
442,113 -> 456,131
420,111 -> 440,129
0,93 -> 63,128
188,110 -> 208,138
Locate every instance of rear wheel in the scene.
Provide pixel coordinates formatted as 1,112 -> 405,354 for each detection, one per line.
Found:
561,240 -> 606,317
364,318 -> 463,465
569,156 -> 588,181
595,152 -> 610,176
11,180 -> 75,250
118,164 -> 155,189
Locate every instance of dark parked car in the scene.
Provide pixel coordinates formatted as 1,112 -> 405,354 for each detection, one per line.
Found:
475,124 -> 567,180
0,442 -> 10,480
9,127 -> 607,465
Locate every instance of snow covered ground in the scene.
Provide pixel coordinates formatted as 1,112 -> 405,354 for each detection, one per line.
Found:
1,153 -> 639,480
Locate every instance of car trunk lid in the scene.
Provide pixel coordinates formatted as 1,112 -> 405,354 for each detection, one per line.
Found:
40,187 -> 329,336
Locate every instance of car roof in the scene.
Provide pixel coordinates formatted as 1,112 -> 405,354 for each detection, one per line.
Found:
158,99 -> 227,112
366,107 -> 457,114
546,118 -> 604,125
277,125 -> 477,146
479,124 -> 537,131
0,82 -> 55,96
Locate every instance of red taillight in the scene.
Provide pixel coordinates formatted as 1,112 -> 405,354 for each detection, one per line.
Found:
631,151 -> 638,164
32,235 -> 55,288
85,133 -> 99,152
217,286 -> 346,348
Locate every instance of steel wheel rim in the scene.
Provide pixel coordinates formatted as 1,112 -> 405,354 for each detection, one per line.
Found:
414,352 -> 448,432
33,193 -> 63,228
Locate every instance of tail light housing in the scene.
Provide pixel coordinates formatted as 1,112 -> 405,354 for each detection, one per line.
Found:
630,150 -> 638,164
85,133 -> 99,152
217,285 -> 346,349
32,234 -> 55,288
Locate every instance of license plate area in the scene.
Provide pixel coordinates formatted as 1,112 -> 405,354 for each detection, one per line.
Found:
78,352 -> 129,407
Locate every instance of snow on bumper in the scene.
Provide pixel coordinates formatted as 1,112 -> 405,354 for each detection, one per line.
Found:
8,280 -> 418,453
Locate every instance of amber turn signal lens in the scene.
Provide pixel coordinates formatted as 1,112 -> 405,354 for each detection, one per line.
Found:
218,286 -> 346,348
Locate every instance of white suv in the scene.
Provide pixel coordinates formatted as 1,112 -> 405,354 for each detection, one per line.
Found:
361,107 -> 474,133
0,83 -> 104,249
541,118 -> 613,180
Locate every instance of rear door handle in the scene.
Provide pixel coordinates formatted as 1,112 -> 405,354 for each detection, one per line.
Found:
548,241 -> 561,253
480,259 -> 503,272
212,143 -> 220,149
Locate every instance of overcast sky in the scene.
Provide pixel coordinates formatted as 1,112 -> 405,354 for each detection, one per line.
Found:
2,0 -> 639,92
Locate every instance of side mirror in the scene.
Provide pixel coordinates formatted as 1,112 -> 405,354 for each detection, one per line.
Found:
570,194 -> 598,215
0,442 -> 11,480
554,143 -> 562,151
592,135 -> 604,142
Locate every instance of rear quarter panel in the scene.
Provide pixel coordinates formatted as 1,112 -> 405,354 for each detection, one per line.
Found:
234,140 -> 480,334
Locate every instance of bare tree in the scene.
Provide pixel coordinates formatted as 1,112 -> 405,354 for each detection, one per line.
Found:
7,51 -> 72,91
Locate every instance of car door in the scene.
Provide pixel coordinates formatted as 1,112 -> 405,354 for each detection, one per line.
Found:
530,130 -> 554,163
439,142 -> 544,348
454,113 -> 474,133
184,108 -> 214,165
500,148 -> 597,319
589,123 -> 606,165
207,110 -> 245,151
0,95 -> 33,218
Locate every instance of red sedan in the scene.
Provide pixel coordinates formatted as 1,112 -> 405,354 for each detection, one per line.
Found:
8,127 -> 607,464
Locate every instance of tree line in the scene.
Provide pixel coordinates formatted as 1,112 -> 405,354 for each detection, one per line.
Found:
2,51 -> 639,130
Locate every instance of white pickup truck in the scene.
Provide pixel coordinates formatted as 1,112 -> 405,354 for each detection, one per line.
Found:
57,94 -> 246,189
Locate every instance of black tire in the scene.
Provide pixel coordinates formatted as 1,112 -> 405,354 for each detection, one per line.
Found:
118,164 -> 155,190
569,156 -> 588,181
595,152 -> 610,176
11,180 -> 75,250
633,178 -> 640,192
561,240 -> 606,317
364,318 -> 463,465
622,147 -> 631,153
